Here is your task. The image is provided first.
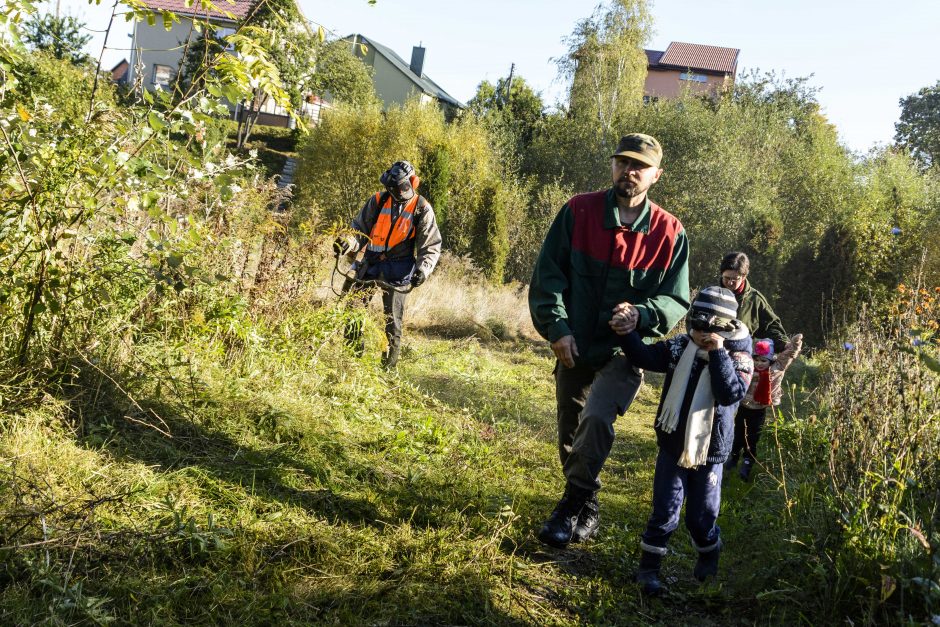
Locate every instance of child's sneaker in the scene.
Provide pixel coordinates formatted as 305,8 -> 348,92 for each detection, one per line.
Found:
739,459 -> 754,482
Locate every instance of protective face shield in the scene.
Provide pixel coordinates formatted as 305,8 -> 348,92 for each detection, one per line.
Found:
380,161 -> 419,202
386,178 -> 415,202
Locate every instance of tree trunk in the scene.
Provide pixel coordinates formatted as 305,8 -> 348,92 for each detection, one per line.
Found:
236,90 -> 269,150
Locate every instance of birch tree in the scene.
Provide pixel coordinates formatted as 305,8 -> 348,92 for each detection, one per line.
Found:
557,0 -> 652,149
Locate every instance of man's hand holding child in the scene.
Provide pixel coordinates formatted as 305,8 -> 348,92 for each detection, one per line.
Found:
610,302 -> 640,335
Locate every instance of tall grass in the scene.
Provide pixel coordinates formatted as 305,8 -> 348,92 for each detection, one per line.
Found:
406,253 -> 538,342
745,284 -> 940,624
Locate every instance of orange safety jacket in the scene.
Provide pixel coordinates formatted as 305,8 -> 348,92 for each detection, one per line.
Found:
366,192 -> 419,257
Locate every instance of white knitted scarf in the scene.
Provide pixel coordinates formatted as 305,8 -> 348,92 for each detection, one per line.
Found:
655,341 -> 715,468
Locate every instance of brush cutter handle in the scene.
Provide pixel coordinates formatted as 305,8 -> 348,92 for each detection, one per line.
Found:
334,255 -> 414,294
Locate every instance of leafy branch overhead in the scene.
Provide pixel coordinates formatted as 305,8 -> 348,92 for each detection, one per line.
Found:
0,0 -> 289,366
177,0 -> 374,148
895,80 -> 940,168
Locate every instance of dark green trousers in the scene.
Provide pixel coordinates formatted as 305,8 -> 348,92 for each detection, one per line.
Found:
341,278 -> 407,362
555,354 -> 643,492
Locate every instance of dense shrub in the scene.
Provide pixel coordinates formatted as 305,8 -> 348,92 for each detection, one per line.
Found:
503,180 -> 572,284
469,182 -> 509,282
293,100 -> 512,278
5,51 -> 114,124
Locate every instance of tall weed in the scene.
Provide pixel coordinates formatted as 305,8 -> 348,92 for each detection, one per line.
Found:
762,285 -> 939,623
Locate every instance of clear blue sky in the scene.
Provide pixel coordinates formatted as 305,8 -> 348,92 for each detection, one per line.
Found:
55,0 -> 940,153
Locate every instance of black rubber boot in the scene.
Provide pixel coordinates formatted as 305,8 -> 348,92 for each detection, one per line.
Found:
636,550 -> 665,597
382,345 -> 401,369
537,484 -> 590,549
693,538 -> 723,581
571,492 -> 600,543
739,458 -> 753,482
723,456 -> 738,473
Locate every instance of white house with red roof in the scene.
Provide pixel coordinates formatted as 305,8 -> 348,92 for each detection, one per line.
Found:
643,42 -> 740,100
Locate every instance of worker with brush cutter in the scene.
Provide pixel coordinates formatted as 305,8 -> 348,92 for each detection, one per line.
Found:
333,160 -> 442,369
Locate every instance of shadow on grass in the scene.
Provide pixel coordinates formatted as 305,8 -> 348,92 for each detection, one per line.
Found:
67,358 -> 553,531
293,576 -> 533,626
68,364 -> 384,527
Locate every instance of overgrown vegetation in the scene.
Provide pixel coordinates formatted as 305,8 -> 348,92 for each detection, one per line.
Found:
729,284 -> 940,622
0,0 -> 938,624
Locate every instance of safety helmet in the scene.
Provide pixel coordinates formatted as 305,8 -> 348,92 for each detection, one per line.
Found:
380,160 -> 415,187
380,161 -> 420,201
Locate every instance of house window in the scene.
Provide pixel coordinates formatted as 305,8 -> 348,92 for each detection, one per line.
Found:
152,64 -> 173,88
215,26 -> 236,51
679,72 -> 708,83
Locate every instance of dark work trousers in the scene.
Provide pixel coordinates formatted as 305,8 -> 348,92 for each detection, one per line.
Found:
729,405 -> 768,464
640,448 -> 723,555
341,278 -> 408,357
555,354 -> 643,493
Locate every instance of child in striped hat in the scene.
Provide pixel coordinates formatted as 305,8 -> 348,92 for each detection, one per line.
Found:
615,286 -> 754,596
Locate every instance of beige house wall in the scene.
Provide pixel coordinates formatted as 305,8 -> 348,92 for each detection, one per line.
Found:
370,53 -> 424,107
351,40 -> 424,109
644,68 -> 728,99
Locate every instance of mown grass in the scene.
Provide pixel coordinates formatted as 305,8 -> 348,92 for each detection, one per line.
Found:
0,258 -> 932,625
0,297 -> 811,626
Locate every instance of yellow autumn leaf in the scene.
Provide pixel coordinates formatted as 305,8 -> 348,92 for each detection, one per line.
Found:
16,104 -> 31,122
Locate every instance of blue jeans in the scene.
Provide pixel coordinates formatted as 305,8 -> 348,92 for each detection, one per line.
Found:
640,448 -> 723,554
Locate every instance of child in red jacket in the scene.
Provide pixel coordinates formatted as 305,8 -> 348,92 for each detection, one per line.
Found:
726,333 -> 803,481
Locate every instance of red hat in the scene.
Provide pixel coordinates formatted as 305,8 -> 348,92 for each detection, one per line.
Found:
753,339 -> 774,359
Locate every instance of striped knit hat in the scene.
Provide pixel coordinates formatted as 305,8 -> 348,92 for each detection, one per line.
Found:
691,286 -> 739,323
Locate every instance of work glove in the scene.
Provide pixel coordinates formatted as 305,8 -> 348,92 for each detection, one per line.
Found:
410,269 -> 426,288
333,235 -> 355,257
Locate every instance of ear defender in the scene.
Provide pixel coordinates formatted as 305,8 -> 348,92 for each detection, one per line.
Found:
410,175 -> 420,191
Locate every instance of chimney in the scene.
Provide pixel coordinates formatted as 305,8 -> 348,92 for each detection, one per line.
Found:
410,45 -> 425,77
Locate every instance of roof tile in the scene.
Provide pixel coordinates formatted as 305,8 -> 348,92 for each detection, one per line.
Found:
657,42 -> 739,74
137,0 -> 256,22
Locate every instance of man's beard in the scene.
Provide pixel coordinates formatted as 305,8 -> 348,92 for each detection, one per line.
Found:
614,178 -> 648,199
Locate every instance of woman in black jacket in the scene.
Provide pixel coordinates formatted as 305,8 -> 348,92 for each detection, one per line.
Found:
718,251 -> 795,480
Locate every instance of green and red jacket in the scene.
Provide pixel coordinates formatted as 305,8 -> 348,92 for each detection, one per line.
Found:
529,189 -> 690,367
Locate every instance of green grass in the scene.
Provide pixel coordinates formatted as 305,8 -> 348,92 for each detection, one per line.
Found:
0,310 -> 856,625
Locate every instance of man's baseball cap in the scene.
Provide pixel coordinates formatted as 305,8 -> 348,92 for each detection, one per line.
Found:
610,133 -> 663,168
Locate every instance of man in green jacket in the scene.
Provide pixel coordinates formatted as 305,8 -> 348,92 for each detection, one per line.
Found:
528,133 -> 690,549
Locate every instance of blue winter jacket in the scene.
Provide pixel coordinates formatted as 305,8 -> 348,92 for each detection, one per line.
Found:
620,327 -> 754,463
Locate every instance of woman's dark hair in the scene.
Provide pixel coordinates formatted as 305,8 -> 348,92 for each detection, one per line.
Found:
720,251 -> 750,275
